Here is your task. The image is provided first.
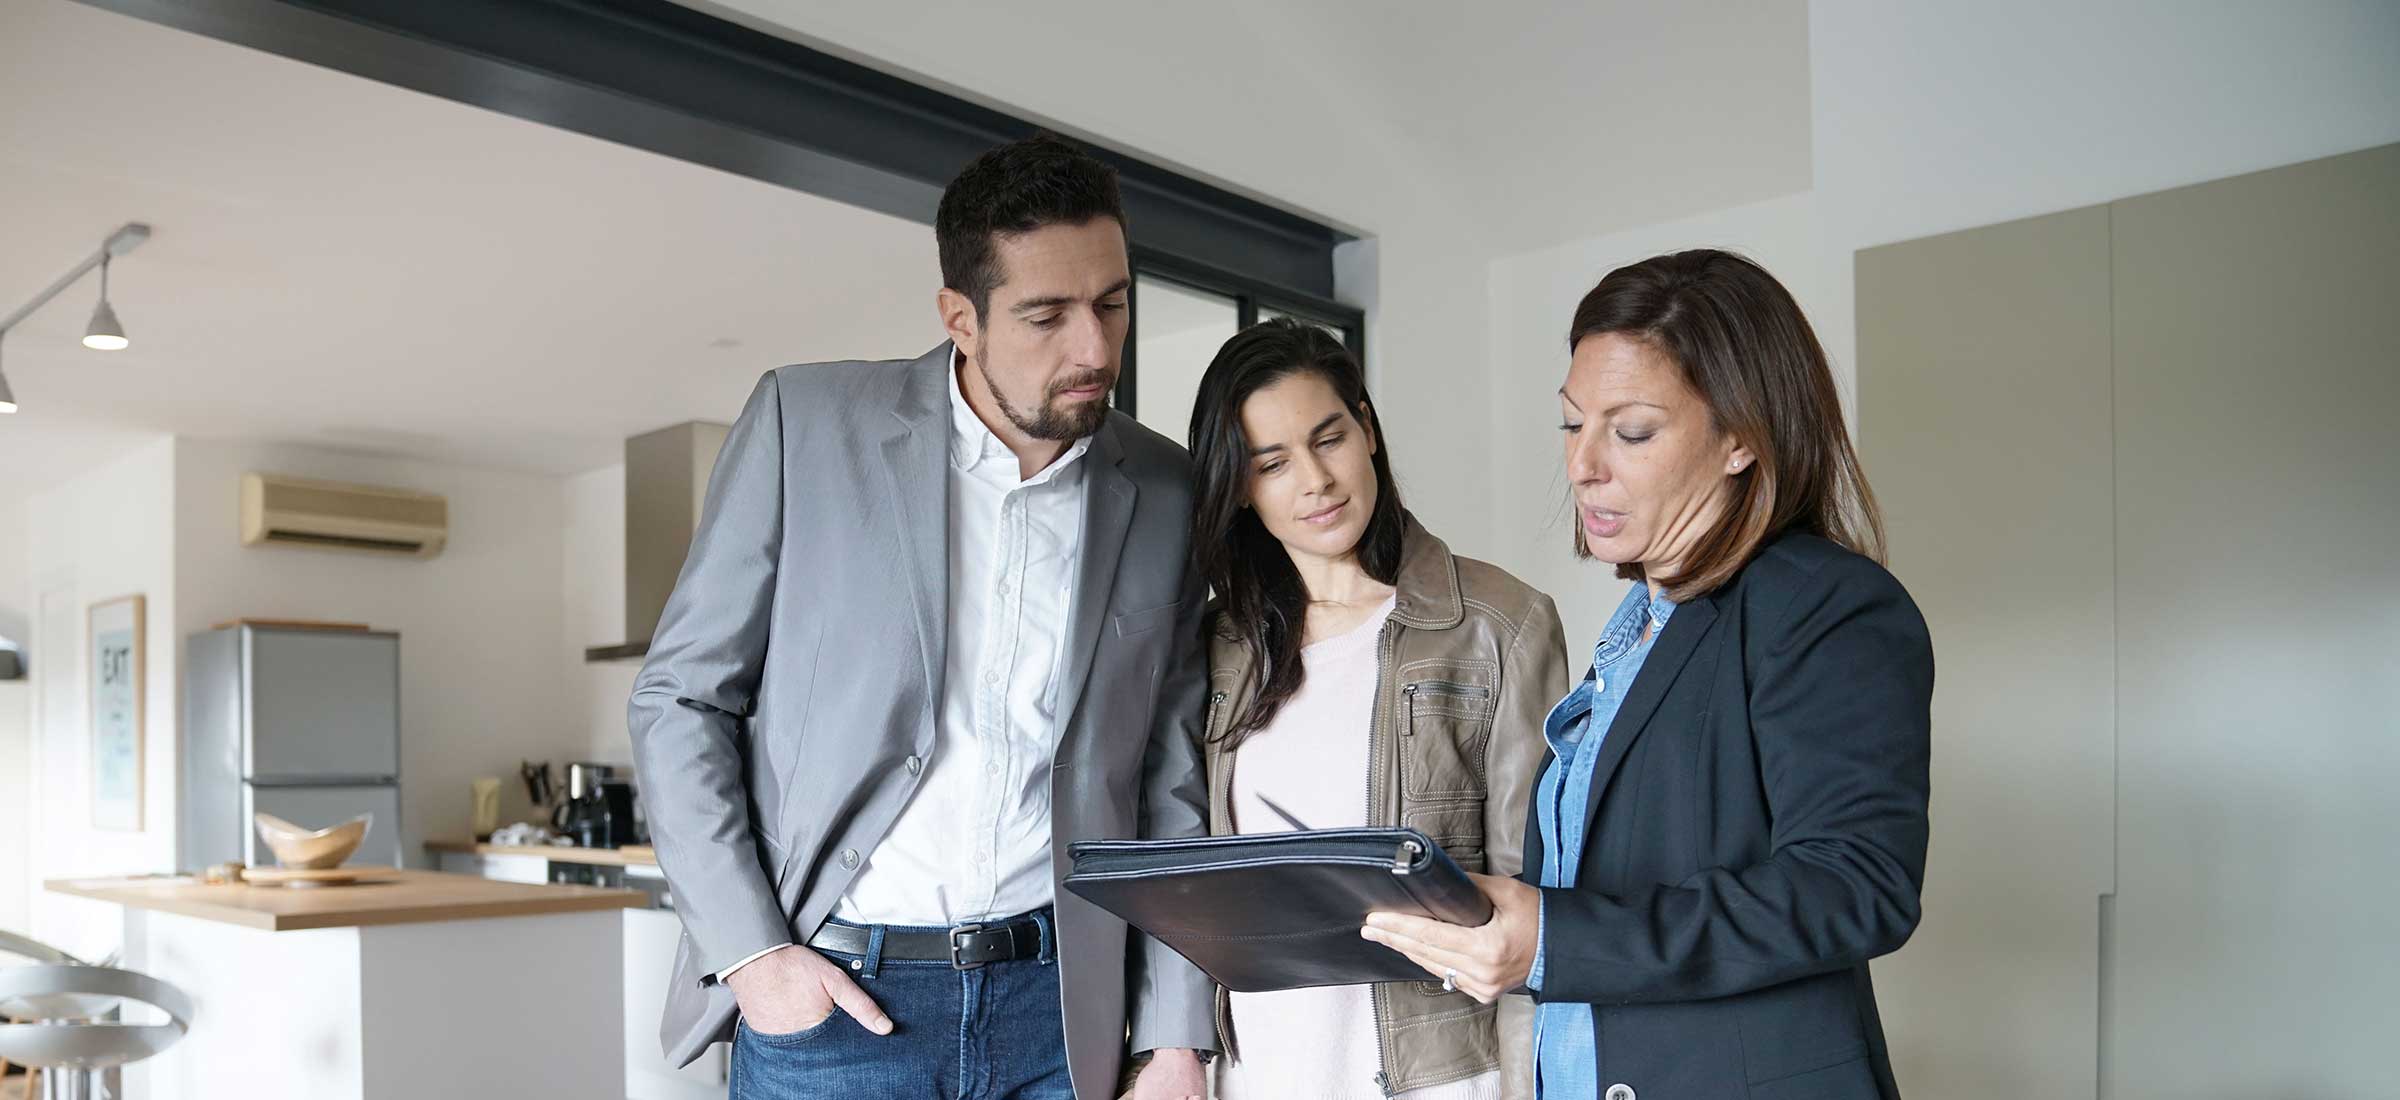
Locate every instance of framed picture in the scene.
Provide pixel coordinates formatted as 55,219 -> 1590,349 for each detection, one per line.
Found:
90,594 -> 146,831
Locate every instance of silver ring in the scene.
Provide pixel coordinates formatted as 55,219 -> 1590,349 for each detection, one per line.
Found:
1441,969 -> 1459,993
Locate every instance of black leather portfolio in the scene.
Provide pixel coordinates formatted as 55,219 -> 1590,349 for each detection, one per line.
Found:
1062,827 -> 1493,992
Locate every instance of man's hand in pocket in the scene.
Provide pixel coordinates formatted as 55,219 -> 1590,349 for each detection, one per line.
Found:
725,945 -> 894,1036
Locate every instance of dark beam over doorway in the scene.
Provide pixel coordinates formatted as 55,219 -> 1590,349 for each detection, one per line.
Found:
74,0 -> 1346,298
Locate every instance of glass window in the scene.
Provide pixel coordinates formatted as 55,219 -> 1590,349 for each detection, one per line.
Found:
1132,275 -> 1238,444
1259,306 -> 1347,346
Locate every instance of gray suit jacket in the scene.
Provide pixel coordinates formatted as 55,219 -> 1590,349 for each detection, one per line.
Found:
628,344 -> 1216,1095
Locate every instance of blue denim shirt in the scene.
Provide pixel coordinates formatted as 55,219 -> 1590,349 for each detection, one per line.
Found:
1527,583 -> 1675,1098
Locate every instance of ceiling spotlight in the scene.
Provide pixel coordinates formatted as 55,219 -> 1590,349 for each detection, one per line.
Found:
83,255 -> 130,351
0,222 -> 150,411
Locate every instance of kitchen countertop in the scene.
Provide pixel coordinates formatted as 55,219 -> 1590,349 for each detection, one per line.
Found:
45,869 -> 644,932
425,839 -> 658,866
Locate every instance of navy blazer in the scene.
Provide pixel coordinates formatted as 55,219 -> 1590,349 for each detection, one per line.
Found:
1523,530 -> 1934,1099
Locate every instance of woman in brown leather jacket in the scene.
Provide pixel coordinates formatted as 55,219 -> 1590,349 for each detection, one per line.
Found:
1181,318 -> 1569,1099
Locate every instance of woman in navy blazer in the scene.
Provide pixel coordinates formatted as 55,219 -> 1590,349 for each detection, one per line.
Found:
1366,249 -> 1933,1099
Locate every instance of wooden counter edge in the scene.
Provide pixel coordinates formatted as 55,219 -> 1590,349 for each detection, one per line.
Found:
45,878 -> 284,932
265,887 -> 643,931
424,840 -> 658,866
44,874 -> 646,932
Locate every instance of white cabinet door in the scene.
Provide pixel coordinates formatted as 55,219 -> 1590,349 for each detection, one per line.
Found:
624,907 -> 728,1098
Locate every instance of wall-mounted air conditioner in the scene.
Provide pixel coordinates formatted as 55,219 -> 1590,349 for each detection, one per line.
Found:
239,472 -> 449,559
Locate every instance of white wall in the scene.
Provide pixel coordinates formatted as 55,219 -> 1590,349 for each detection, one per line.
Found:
1487,191 -> 1834,642
171,438 -> 583,859
0,488 -> 32,937
0,679 -> 26,937
1807,0 -> 2400,398
1488,1 -> 2400,643
1480,1 -> 2400,453
24,437 -> 178,959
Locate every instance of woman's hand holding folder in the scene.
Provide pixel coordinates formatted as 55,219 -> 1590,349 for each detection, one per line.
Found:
1361,872 -> 1543,1004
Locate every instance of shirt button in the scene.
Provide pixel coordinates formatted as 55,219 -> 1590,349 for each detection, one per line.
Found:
1605,1087 -> 1635,1100
905,755 -> 923,776
987,762 -> 1001,775
985,670 -> 1001,685
998,580 -> 1011,594
839,848 -> 859,869
1593,676 -> 1605,693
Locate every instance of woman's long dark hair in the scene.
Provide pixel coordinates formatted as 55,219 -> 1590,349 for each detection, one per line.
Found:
1188,318 -> 1406,746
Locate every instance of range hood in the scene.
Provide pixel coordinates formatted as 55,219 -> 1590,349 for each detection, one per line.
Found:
585,421 -> 730,662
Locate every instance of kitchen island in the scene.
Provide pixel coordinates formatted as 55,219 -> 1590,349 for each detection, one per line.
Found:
422,841 -> 728,1100
47,870 -> 644,1100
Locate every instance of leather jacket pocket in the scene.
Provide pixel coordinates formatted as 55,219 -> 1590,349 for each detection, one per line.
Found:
1399,672 -> 1495,801
1400,802 -> 1487,873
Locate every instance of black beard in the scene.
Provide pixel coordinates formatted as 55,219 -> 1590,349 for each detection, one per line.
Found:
985,363 -> 1113,441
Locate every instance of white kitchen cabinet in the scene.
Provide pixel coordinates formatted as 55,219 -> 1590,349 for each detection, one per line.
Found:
432,845 -> 726,1099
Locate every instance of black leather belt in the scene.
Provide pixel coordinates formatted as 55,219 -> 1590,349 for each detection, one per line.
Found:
807,913 -> 1046,970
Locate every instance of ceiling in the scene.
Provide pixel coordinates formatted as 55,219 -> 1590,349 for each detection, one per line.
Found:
0,0 -> 943,485
687,0 -> 1812,256
1,0 -> 1816,497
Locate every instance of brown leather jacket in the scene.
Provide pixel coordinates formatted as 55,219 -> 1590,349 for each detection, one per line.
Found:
1201,516 -> 1568,1097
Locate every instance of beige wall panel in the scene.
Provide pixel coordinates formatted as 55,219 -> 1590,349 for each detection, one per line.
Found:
1858,205 -> 2119,1100
2107,142 -> 2400,1099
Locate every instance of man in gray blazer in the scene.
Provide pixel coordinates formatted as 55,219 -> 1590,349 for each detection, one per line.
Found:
629,136 -> 1214,1099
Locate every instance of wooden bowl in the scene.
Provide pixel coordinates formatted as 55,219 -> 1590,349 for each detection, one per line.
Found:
253,812 -> 370,869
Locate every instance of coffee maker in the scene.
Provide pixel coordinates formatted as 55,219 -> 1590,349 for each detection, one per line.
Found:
552,762 -> 638,848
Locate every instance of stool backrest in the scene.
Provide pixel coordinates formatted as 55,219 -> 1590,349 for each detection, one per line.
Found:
0,931 -> 89,1021
0,930 -> 82,966
0,964 -> 193,1071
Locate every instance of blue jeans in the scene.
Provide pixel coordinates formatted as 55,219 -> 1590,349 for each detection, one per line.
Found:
730,912 -> 1072,1100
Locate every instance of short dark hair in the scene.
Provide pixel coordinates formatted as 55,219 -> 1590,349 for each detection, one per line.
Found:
1188,319 -> 1406,746
936,134 -> 1126,318
1567,249 -> 1885,601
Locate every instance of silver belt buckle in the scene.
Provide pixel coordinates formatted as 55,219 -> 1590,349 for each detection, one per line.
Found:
949,922 -> 988,970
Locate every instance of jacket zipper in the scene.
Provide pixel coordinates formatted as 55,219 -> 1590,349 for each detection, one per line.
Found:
1367,623 -> 1399,1097
1400,680 -> 1491,737
1205,688 -> 1238,1063
1410,679 -> 1491,700
1205,688 -> 1235,831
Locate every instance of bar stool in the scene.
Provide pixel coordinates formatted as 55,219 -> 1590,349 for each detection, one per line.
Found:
0,933 -> 84,1100
0,964 -> 192,1100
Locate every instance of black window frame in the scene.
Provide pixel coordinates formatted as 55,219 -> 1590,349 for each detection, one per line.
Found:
1118,245 -> 1368,428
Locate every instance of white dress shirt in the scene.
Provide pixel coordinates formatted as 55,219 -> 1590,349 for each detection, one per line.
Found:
836,352 -> 1090,925
720,352 -> 1090,979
